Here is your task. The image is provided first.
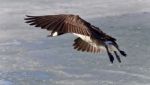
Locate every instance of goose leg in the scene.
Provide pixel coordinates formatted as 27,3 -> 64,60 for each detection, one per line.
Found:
105,45 -> 114,63
114,51 -> 121,63
113,42 -> 127,57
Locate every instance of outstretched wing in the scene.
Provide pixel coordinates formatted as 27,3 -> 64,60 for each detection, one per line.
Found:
25,14 -> 92,36
73,37 -> 105,53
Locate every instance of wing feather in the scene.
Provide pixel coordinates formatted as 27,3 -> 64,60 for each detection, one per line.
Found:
25,14 -> 91,36
73,38 -> 104,53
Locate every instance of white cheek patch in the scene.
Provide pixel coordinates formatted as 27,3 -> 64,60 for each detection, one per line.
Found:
52,32 -> 58,36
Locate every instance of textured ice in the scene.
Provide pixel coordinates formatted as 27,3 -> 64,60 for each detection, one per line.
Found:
0,79 -> 13,85
0,0 -> 150,85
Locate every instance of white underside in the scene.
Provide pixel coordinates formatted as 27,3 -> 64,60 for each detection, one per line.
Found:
73,33 -> 92,43
73,33 -> 118,53
50,32 -> 117,53
73,33 -> 106,52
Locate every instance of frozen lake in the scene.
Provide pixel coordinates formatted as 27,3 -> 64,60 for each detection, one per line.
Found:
0,0 -> 150,85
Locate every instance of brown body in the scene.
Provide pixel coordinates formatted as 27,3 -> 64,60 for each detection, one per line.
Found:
25,14 -> 127,63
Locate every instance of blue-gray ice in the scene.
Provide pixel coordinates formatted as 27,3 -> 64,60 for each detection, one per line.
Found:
0,0 -> 150,85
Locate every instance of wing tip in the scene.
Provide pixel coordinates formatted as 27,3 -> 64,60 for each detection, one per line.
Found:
24,15 -> 30,20
24,15 -> 36,20
24,15 -> 37,24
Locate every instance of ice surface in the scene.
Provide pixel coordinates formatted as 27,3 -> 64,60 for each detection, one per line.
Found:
0,0 -> 150,85
0,79 -> 13,85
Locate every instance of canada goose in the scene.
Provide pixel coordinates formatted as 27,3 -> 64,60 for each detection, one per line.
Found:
25,14 -> 127,63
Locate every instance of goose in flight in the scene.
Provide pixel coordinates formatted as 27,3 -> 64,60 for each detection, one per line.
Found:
25,14 -> 127,63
